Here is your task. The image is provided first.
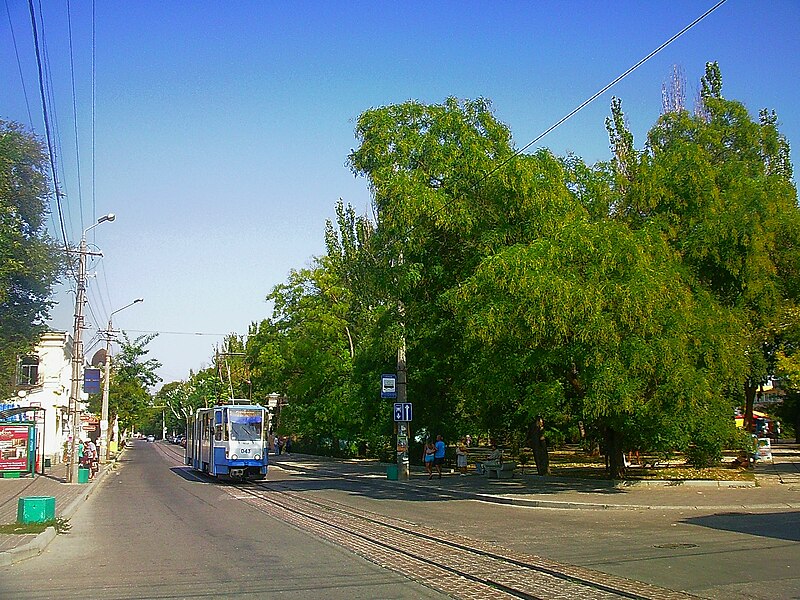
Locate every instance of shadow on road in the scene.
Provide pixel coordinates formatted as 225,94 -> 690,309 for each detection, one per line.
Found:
683,511 -> 800,541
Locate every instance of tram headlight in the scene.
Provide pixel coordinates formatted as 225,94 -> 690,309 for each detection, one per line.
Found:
254,454 -> 261,461
231,454 -> 238,460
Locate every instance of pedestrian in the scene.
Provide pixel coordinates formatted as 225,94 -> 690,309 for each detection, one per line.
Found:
456,438 -> 468,476
423,440 -> 435,479
434,434 -> 446,479
88,439 -> 99,478
480,444 -> 502,475
465,434 -> 472,447
81,440 -> 94,478
273,435 -> 279,455
284,436 -> 292,454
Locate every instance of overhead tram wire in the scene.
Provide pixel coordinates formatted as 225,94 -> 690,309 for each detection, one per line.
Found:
27,0 -> 70,255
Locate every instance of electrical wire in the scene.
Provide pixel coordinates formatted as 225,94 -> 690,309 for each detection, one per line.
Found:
27,0 -> 69,253
125,330 -> 229,337
66,0 -> 85,232
4,0 -> 34,126
91,0 -> 96,224
415,0 -> 729,234
481,0 -> 729,183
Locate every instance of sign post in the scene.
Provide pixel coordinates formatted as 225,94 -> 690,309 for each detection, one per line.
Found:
393,401 -> 412,480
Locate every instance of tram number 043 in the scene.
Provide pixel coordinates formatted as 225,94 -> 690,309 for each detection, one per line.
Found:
239,448 -> 251,454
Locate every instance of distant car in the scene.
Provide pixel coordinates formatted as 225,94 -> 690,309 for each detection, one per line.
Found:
147,435 -> 155,442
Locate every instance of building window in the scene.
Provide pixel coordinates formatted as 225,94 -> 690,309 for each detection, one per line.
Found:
17,356 -> 39,387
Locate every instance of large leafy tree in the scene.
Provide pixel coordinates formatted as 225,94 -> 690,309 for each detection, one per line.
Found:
0,120 -> 63,396
619,62 -> 800,431
348,97 -> 518,442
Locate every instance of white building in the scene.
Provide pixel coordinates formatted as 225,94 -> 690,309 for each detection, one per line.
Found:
12,331 -> 74,466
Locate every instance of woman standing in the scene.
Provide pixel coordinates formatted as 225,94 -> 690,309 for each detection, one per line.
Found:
456,439 -> 468,476
423,440 -> 436,479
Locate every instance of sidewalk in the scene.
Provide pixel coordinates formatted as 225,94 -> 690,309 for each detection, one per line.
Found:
269,444 -> 800,512
0,460 -> 112,566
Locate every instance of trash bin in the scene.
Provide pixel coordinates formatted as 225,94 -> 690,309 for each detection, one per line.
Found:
78,467 -> 90,484
386,465 -> 398,480
17,496 -> 56,523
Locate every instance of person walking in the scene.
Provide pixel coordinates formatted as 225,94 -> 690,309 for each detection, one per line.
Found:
434,434 -> 446,479
423,440 -> 436,479
456,439 -> 468,476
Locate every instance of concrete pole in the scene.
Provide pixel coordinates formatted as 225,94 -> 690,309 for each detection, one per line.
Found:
99,298 -> 141,463
99,327 -> 112,463
66,213 -> 115,482
66,239 -> 87,484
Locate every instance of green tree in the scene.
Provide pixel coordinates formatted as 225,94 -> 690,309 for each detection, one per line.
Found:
0,120 -> 63,396
631,62 -> 800,432
348,97 -> 519,443
106,333 -> 162,435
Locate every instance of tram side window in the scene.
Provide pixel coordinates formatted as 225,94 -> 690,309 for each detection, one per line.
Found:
214,423 -> 224,441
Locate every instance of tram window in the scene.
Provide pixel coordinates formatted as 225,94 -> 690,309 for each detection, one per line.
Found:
214,423 -> 224,441
228,409 -> 263,441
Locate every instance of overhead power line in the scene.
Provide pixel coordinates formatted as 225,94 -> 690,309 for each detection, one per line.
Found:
27,0 -> 70,252
5,0 -> 34,125
424,0 -> 729,227
125,330 -> 229,337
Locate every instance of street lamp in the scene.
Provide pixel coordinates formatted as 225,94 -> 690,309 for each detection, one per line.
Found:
66,213 -> 115,483
100,297 -> 144,463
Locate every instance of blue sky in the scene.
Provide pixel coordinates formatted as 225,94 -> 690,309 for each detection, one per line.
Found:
2,1 -> 799,385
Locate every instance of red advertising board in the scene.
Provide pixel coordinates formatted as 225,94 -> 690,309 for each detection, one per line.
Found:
0,424 -> 31,472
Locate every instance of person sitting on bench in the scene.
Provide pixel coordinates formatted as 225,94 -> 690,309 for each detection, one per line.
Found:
479,445 -> 503,474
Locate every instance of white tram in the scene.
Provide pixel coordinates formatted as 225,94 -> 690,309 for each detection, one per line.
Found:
185,401 -> 269,480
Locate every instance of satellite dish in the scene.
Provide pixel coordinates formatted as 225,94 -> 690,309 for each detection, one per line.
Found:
91,349 -> 108,367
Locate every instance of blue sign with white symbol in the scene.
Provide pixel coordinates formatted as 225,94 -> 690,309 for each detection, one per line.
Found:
83,368 -> 102,394
381,374 -> 397,399
393,402 -> 412,422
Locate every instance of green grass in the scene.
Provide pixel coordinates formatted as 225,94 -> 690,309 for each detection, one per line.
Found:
0,517 -> 71,535
522,449 -> 756,481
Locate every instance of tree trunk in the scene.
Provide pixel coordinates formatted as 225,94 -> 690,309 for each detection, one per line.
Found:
605,426 -> 625,479
743,381 -> 757,431
531,422 -> 550,476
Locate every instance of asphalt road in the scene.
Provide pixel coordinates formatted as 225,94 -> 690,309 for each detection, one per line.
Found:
2,443 -> 798,599
0,441 -> 446,600
272,463 -> 800,600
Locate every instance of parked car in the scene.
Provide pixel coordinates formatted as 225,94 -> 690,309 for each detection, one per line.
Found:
147,435 -> 155,442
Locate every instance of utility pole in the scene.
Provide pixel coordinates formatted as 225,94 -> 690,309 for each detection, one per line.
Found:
396,335 -> 409,480
100,298 -> 143,463
66,214 -> 115,483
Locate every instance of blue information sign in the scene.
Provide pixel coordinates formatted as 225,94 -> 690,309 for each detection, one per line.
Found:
83,368 -> 102,394
393,402 -> 412,422
381,374 -> 397,399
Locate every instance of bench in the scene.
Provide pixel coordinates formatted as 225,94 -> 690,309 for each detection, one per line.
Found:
482,460 -> 516,479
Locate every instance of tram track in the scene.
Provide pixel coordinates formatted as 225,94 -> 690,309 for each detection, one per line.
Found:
156,443 -> 697,599
230,481 -> 698,600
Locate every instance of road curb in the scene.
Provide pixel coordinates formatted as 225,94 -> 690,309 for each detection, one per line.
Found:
0,455 -> 120,566
273,458 -> 796,512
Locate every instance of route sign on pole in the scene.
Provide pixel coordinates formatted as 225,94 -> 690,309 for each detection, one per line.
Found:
381,374 -> 397,399
393,402 -> 412,422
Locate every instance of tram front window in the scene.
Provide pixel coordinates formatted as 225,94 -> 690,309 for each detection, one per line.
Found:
228,409 -> 263,441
